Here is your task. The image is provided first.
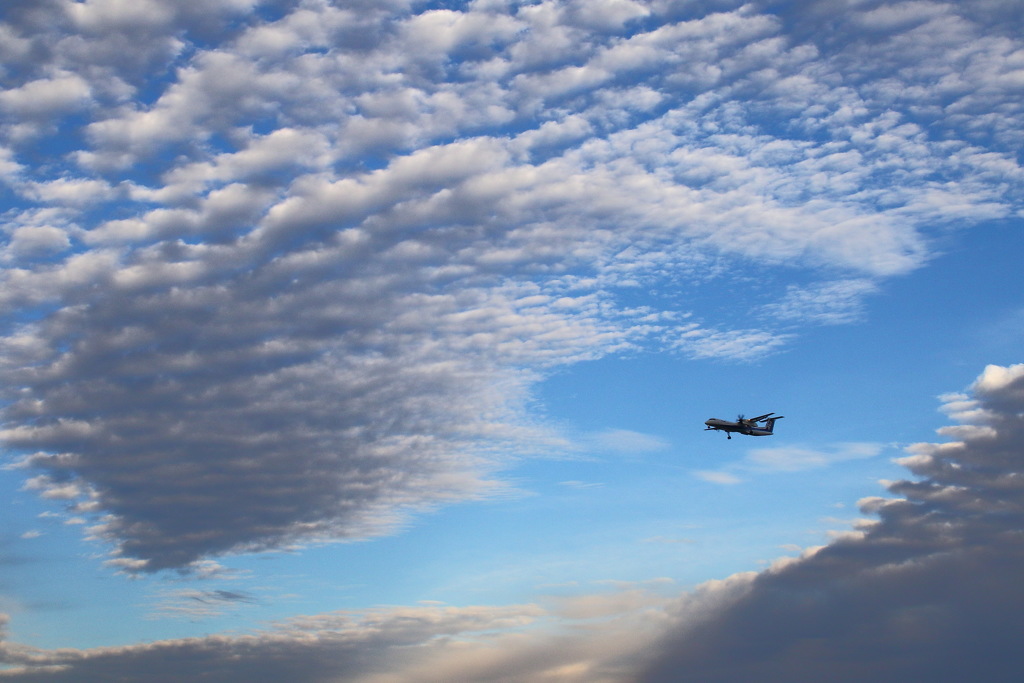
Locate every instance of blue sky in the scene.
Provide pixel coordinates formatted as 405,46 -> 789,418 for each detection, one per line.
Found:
1,0 -> 1023,680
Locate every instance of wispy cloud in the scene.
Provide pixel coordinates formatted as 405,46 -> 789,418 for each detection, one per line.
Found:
559,480 -> 605,490
151,588 -> 259,621
694,442 -> 885,484
758,279 -> 879,326
745,442 -> 884,472
692,470 -> 744,486
586,428 -> 671,454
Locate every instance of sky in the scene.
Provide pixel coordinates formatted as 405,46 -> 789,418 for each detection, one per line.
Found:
0,0 -> 1022,680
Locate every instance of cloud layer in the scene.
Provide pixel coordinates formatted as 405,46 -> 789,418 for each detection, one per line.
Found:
639,363 -> 1024,681
2,0 -> 1022,572
4,363 -> 1024,680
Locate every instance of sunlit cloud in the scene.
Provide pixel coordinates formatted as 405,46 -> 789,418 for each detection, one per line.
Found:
0,8 -> 1021,679
2,0 -> 1019,573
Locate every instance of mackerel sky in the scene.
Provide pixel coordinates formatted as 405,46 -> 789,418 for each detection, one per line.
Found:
1,0 -> 1023,680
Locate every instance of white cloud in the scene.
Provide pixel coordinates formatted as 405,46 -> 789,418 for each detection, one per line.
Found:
587,429 -> 671,454
759,279 -> 878,325
0,0 -> 1021,576
854,1 -> 949,33
745,442 -> 884,472
673,326 -> 795,361
6,225 -> 71,258
560,480 -> 605,490
694,442 -> 885,484
23,177 -> 116,207
563,0 -> 650,32
692,470 -> 743,485
0,73 -> 92,117
67,0 -> 179,33
972,362 -> 1024,395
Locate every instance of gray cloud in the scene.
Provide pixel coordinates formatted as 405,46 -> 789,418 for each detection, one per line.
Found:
1,0 -> 1022,575
639,363 -> 1024,681
0,604 -> 556,683
150,587 -> 260,620
3,363 -> 1023,680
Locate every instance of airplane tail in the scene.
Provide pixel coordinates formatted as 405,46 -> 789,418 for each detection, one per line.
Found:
764,416 -> 784,433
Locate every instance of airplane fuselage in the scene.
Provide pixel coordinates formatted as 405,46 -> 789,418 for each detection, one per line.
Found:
704,418 -> 775,436
704,414 -> 783,438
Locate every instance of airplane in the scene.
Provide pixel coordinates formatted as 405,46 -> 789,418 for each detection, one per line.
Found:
704,412 -> 783,439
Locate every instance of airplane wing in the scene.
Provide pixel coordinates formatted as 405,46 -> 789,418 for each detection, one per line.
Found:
749,412 -> 774,422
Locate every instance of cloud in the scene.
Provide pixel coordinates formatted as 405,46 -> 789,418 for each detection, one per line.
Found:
744,441 -> 884,472
2,362 -> 1024,683
151,588 -> 259,620
0,604 -> 557,682
586,428 -> 671,454
758,279 -> 879,326
1,0 -> 1022,575
0,588 -> 671,682
672,326 -> 795,361
692,469 -> 743,485
695,442 -> 885,484
560,480 -> 605,490
639,362 -> 1024,681
0,73 -> 92,118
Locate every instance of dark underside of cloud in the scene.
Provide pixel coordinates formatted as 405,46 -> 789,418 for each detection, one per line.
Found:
3,364 -> 1024,681
641,544 -> 1024,682
638,364 -> 1024,682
